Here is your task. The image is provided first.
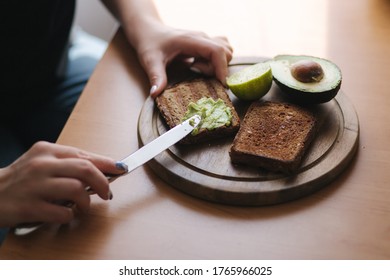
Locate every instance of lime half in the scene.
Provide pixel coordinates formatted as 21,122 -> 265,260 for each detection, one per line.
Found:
227,62 -> 273,101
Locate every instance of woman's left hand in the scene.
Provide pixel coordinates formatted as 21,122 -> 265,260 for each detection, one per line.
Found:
134,25 -> 233,98
102,0 -> 233,98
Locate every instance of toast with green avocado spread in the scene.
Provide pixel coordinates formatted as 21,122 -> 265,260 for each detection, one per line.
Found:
156,78 -> 240,144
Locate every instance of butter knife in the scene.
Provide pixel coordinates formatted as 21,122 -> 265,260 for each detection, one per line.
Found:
14,114 -> 201,235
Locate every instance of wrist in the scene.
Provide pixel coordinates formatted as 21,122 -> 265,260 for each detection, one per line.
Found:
102,0 -> 164,50
123,16 -> 164,51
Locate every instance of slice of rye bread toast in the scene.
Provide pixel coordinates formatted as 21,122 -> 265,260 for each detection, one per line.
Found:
229,101 -> 317,173
156,78 -> 240,144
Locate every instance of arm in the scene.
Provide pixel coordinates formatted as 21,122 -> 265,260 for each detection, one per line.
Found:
101,0 -> 233,98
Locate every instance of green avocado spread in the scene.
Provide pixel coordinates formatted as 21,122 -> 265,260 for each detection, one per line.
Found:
182,97 -> 232,135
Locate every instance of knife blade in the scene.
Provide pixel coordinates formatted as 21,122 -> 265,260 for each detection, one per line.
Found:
14,115 -> 201,235
120,114 -> 201,175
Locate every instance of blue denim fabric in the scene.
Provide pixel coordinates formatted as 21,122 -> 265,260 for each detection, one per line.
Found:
0,228 -> 9,245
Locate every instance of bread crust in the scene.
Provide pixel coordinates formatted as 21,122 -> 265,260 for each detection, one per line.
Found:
230,101 -> 317,173
156,78 -> 240,144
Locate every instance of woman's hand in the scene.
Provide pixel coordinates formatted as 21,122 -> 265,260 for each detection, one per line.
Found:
135,24 -> 234,98
0,141 -> 126,227
102,0 -> 234,98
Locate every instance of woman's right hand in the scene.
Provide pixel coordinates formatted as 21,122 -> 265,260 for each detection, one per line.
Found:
0,141 -> 126,227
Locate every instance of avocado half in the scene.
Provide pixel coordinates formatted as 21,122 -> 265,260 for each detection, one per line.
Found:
270,55 -> 342,104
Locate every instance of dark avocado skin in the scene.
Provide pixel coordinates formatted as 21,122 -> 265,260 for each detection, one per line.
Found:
273,78 -> 342,104
271,54 -> 342,104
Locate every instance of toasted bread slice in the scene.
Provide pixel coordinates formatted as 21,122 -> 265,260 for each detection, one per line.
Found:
230,101 -> 317,173
155,78 -> 240,144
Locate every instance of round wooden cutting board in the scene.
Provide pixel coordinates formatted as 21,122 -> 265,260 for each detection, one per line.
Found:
137,57 -> 359,206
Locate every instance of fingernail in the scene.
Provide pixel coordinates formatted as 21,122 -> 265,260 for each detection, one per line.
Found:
190,66 -> 202,74
108,190 -> 113,200
115,161 -> 128,172
150,85 -> 158,96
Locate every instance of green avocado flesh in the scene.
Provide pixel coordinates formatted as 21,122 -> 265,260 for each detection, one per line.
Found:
270,55 -> 342,103
182,97 -> 232,135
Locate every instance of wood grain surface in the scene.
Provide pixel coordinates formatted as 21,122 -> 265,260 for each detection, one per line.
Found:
2,0 -> 389,260
138,57 -> 359,206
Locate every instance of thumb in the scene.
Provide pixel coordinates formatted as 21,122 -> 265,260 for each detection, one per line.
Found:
140,52 -> 168,98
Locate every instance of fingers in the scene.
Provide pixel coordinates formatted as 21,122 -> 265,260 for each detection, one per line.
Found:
42,177 -> 91,212
3,141 -> 127,227
23,178 -> 91,224
36,141 -> 126,176
34,203 -> 74,225
139,50 -> 168,98
16,201 -> 75,225
211,37 -> 233,85
48,158 -> 112,200
190,48 -> 230,86
0,142 -> 123,226
191,36 -> 233,85
2,176 -> 91,226
138,29 -> 233,98
43,142 -> 124,200
184,35 -> 233,85
24,141 -> 124,200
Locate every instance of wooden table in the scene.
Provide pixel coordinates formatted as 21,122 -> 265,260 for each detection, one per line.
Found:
1,0 -> 390,259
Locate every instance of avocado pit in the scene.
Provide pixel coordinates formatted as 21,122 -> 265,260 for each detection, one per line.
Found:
290,60 -> 324,83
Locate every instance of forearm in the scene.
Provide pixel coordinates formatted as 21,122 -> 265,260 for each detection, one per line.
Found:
101,0 -> 163,49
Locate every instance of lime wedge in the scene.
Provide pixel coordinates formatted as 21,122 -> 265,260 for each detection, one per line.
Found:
227,62 -> 273,101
